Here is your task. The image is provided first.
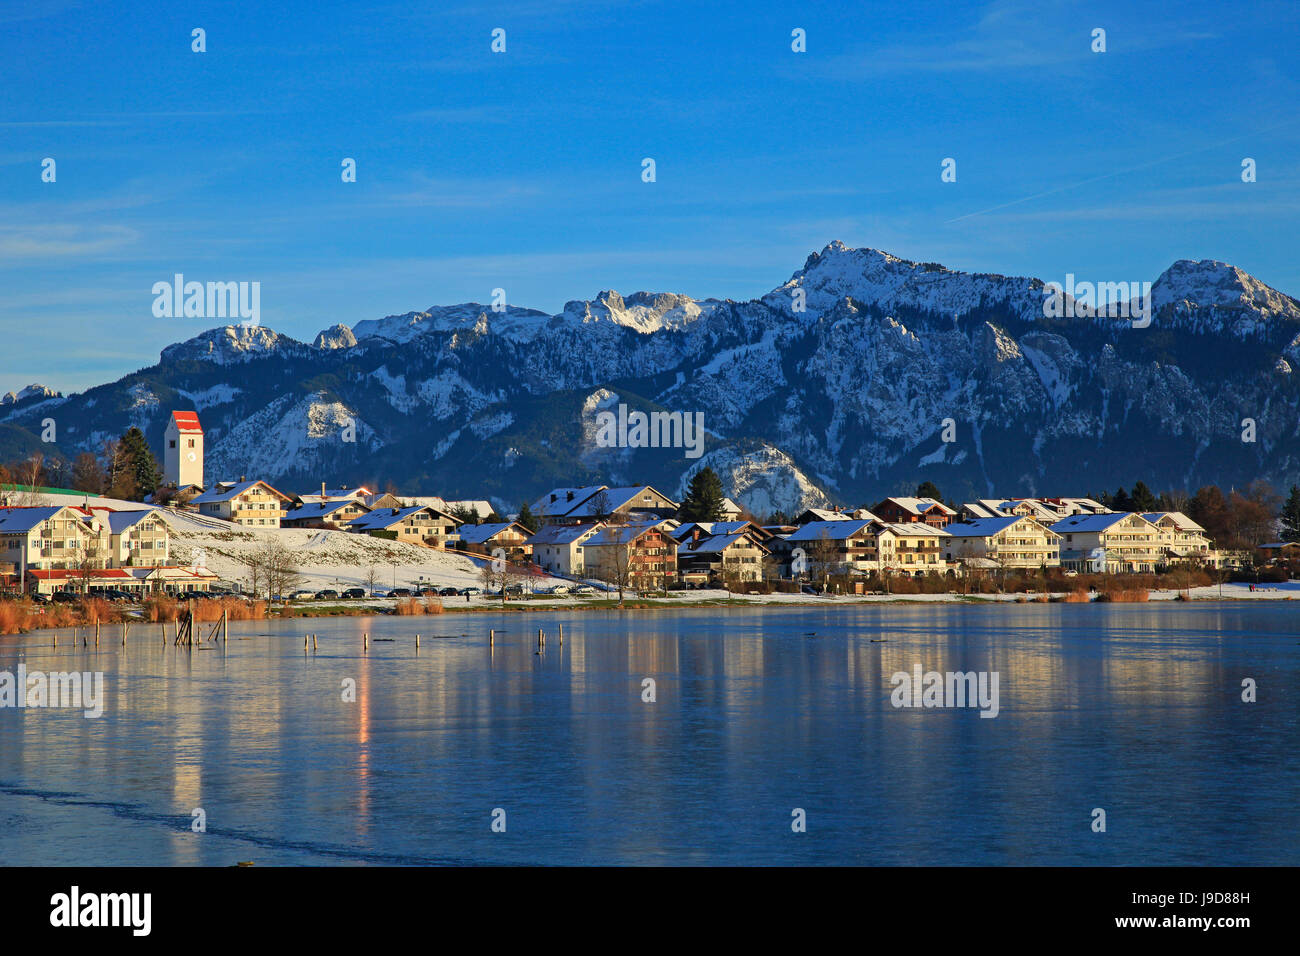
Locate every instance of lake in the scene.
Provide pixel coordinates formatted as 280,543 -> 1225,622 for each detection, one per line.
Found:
1,603 -> 1296,865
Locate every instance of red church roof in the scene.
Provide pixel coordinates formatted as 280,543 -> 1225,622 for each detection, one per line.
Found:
171,411 -> 203,434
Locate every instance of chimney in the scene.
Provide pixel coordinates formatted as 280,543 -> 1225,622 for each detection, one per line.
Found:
566,491 -> 574,501
239,475 -> 246,483
550,494 -> 557,503
322,481 -> 326,498
692,528 -> 701,541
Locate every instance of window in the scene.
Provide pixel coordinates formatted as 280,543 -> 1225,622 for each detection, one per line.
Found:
187,439 -> 195,448
169,439 -> 176,448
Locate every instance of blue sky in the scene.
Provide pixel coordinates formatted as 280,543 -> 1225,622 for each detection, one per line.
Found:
3,0 -> 1298,393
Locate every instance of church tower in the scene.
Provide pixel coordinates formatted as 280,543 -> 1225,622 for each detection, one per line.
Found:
164,410 -> 204,488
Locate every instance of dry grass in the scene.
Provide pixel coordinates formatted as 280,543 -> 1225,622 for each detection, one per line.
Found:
395,597 -> 444,615
0,596 -> 127,635
1096,587 -> 1149,603
1062,589 -> 1092,603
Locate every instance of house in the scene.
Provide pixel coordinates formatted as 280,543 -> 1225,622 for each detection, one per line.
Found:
297,485 -> 374,505
793,508 -> 866,525
942,516 -> 1061,568
281,499 -> 373,530
1050,512 -> 1161,572
675,527 -> 770,584
90,508 -> 172,568
872,497 -> 957,528
130,564 -> 223,594
455,522 -> 534,560
0,505 -> 105,572
776,519 -> 949,577
530,485 -> 679,524
582,520 -> 678,589
526,523 -> 605,576
531,486 -> 608,521
669,521 -> 775,545
1142,512 -> 1217,564
1255,541 -> 1300,564
191,479 -> 294,528
346,505 -> 462,548
26,567 -> 145,596
163,410 -> 204,489
719,497 -> 744,520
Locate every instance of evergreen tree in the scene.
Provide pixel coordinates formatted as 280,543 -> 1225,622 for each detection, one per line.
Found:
1111,486 -> 1134,512
517,501 -> 540,534
915,480 -> 943,501
678,467 -> 726,523
118,427 -> 161,500
1279,486 -> 1300,543
1130,481 -> 1158,512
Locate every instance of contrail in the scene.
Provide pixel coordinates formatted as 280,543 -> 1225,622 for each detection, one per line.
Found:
944,120 -> 1297,224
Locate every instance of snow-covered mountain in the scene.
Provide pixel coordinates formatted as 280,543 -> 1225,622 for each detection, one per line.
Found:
5,242 -> 1299,514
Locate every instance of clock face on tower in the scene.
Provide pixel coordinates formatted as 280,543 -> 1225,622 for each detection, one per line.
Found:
187,452 -> 197,462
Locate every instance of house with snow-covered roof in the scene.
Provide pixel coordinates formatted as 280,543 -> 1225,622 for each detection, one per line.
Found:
872,497 -> 957,528
525,523 -> 604,576
1050,512 -> 1160,572
454,521 -> 533,559
942,515 -> 1061,568
346,505 -> 461,549
281,498 -> 373,530
191,479 -> 294,528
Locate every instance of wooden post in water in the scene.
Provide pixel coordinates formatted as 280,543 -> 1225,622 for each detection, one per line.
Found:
304,634 -> 309,651
558,623 -> 563,646
489,628 -> 495,647
313,634 -> 318,651
222,610 -> 228,643
122,622 -> 128,645
95,618 -> 100,646
364,631 -> 369,651
416,634 -> 420,649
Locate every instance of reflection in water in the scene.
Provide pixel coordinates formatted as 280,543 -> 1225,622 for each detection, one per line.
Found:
0,603 -> 1295,865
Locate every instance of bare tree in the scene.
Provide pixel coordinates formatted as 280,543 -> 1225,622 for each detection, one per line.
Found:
809,528 -> 838,592
363,566 -> 379,597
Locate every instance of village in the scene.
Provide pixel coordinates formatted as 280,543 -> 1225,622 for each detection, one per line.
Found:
1,408 -> 1298,608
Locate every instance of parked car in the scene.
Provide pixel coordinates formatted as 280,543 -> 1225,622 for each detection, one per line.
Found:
315,589 -> 339,601
28,593 -> 50,605
51,591 -> 80,603
341,587 -> 367,599
458,587 -> 481,596
570,585 -> 594,595
101,588 -> 136,603
415,587 -> 439,597
389,588 -> 413,598
437,587 -> 459,596
289,590 -> 315,601
545,585 -> 570,595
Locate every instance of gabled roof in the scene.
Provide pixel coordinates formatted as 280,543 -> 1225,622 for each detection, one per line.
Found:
90,507 -> 169,533
525,523 -> 605,546
584,520 -> 674,548
1141,511 -> 1206,532
784,519 -> 876,542
562,485 -> 678,518
191,479 -> 291,505
455,522 -> 530,545
284,500 -> 369,521
945,516 -> 1023,537
878,496 -> 957,516
531,486 -> 606,516
170,410 -> 203,434
1050,512 -> 1148,533
347,505 -> 451,531
681,531 -> 769,555
0,506 -> 64,533
879,521 -> 950,537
